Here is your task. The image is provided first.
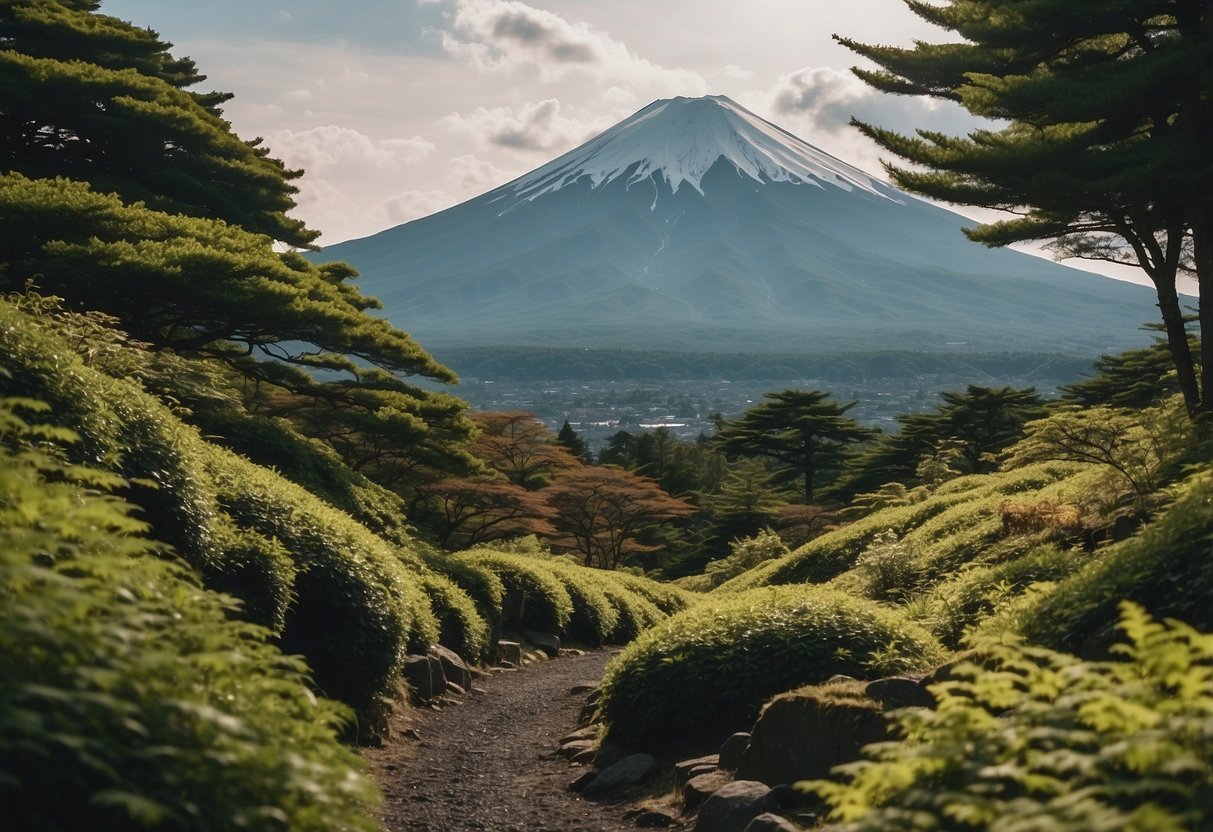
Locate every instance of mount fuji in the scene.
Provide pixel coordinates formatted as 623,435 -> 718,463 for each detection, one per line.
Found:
323,95 -> 1156,357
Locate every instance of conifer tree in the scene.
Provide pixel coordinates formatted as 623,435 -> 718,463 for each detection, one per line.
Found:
711,389 -> 876,503
837,1 -> 1213,417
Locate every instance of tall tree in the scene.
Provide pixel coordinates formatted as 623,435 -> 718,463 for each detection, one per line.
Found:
541,466 -> 696,569
410,477 -> 558,550
837,0 -> 1213,417
556,420 -> 592,464
0,0 -> 312,245
711,389 -> 876,503
700,459 -> 789,547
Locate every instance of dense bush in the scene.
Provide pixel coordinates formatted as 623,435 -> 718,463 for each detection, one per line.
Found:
421,550 -> 505,636
718,463 -> 1089,594
418,571 -> 490,662
811,603 -> 1213,831
913,544 -> 1085,648
0,398 -> 380,831
1000,466 -> 1213,655
610,570 -> 698,614
596,581 -> 666,642
599,585 -> 944,746
455,550 -> 574,635
543,561 -> 621,646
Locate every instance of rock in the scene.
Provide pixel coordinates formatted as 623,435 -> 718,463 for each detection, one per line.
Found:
694,781 -> 780,832
736,680 -> 887,787
446,680 -> 466,697
683,770 -> 733,812
582,753 -> 659,799
523,629 -> 561,658
470,685 -> 488,695
743,812 -> 801,832
568,769 -> 599,792
430,644 -> 474,691
865,676 -> 933,709
571,681 -> 600,695
559,725 -> 600,745
719,733 -> 751,771
557,739 -> 597,759
635,810 -> 675,827
579,703 -> 603,727
497,640 -> 522,665
825,674 -> 857,685
402,654 -> 443,702
674,754 -> 721,785
594,739 -> 634,770
571,746 -> 597,765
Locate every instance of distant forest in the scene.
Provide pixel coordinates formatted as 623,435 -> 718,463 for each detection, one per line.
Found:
434,347 -> 1098,383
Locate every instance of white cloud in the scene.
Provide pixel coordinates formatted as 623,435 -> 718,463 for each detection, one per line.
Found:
437,0 -> 706,91
721,64 -> 755,81
384,189 -> 455,223
442,98 -> 608,153
449,153 -> 516,193
265,125 -> 436,173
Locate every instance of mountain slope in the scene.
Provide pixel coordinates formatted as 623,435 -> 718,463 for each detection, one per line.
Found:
325,96 -> 1157,356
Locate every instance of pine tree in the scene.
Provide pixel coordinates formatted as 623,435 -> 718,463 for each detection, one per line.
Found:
556,420 -> 593,464
837,1 -> 1213,417
711,389 -> 876,503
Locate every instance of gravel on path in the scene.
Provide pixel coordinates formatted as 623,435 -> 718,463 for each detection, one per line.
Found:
364,651 -> 664,832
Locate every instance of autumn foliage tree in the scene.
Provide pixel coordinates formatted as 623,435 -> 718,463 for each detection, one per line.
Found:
542,466 -> 697,569
471,411 -> 579,488
410,477 -> 558,550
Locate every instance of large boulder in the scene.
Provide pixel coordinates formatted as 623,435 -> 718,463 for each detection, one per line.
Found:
402,654 -> 446,702
719,733 -> 751,771
736,680 -> 887,786
581,753 -> 659,799
694,781 -> 780,832
429,643 -> 474,691
523,629 -> 561,658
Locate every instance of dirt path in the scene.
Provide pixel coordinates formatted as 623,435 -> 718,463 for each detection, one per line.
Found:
364,651 -> 659,832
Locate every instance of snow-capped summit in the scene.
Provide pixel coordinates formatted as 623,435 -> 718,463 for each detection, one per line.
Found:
497,95 -> 891,208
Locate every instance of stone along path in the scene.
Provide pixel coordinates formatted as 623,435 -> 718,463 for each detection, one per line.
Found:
364,651 -> 658,832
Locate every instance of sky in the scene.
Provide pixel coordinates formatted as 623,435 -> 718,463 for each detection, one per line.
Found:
100,0 -> 1150,286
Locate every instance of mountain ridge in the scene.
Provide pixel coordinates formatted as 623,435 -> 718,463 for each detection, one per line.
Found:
323,95 -> 1158,357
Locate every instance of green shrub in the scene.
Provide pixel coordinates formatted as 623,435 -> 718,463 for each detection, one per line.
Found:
811,603 -> 1213,831
599,585 -> 944,746
454,550 -> 573,635
0,398 -> 380,831
682,528 -> 789,592
915,545 -> 1085,648
198,409 -> 416,543
206,520 -> 296,631
609,571 -> 697,614
596,581 -> 665,643
421,549 -> 505,637
204,444 -> 434,720
543,561 -> 621,646
418,571 -> 489,663
719,463 -> 1087,594
1001,466 -> 1213,655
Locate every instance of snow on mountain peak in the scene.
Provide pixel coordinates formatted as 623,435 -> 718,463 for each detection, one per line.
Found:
495,95 -> 893,208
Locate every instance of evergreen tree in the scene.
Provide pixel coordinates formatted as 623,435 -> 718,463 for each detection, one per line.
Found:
1061,326 -> 1197,409
0,0 -> 312,245
556,420 -> 592,464
700,459 -> 789,547
711,389 -> 876,503
837,1 -> 1213,417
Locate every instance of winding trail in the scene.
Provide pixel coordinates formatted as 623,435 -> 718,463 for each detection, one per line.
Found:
364,651 -> 656,832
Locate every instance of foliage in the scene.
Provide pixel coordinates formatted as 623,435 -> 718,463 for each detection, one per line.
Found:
542,465 -> 696,569
542,560 -> 622,646
606,570 -> 698,615
998,465 -> 1213,656
810,603 -> 1213,831
680,528 -> 789,592
0,396 -> 380,831
1003,399 -> 1191,501
711,389 -> 876,502
836,385 -> 1046,499
453,550 -> 574,636
411,475 -> 558,550
0,0 -> 313,245
724,463 -> 1086,592
837,2 -> 1213,416
472,411 -> 578,488
852,529 -> 919,602
915,545 -> 1085,649
1061,327 -> 1197,409
699,459 -> 790,547
599,585 -> 944,746
417,571 -> 489,664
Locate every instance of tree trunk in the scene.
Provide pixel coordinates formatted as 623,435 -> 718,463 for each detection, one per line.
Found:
1154,271 -> 1201,418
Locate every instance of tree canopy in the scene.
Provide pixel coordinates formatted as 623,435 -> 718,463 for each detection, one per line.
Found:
837,0 -> 1213,417
711,389 -> 876,503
